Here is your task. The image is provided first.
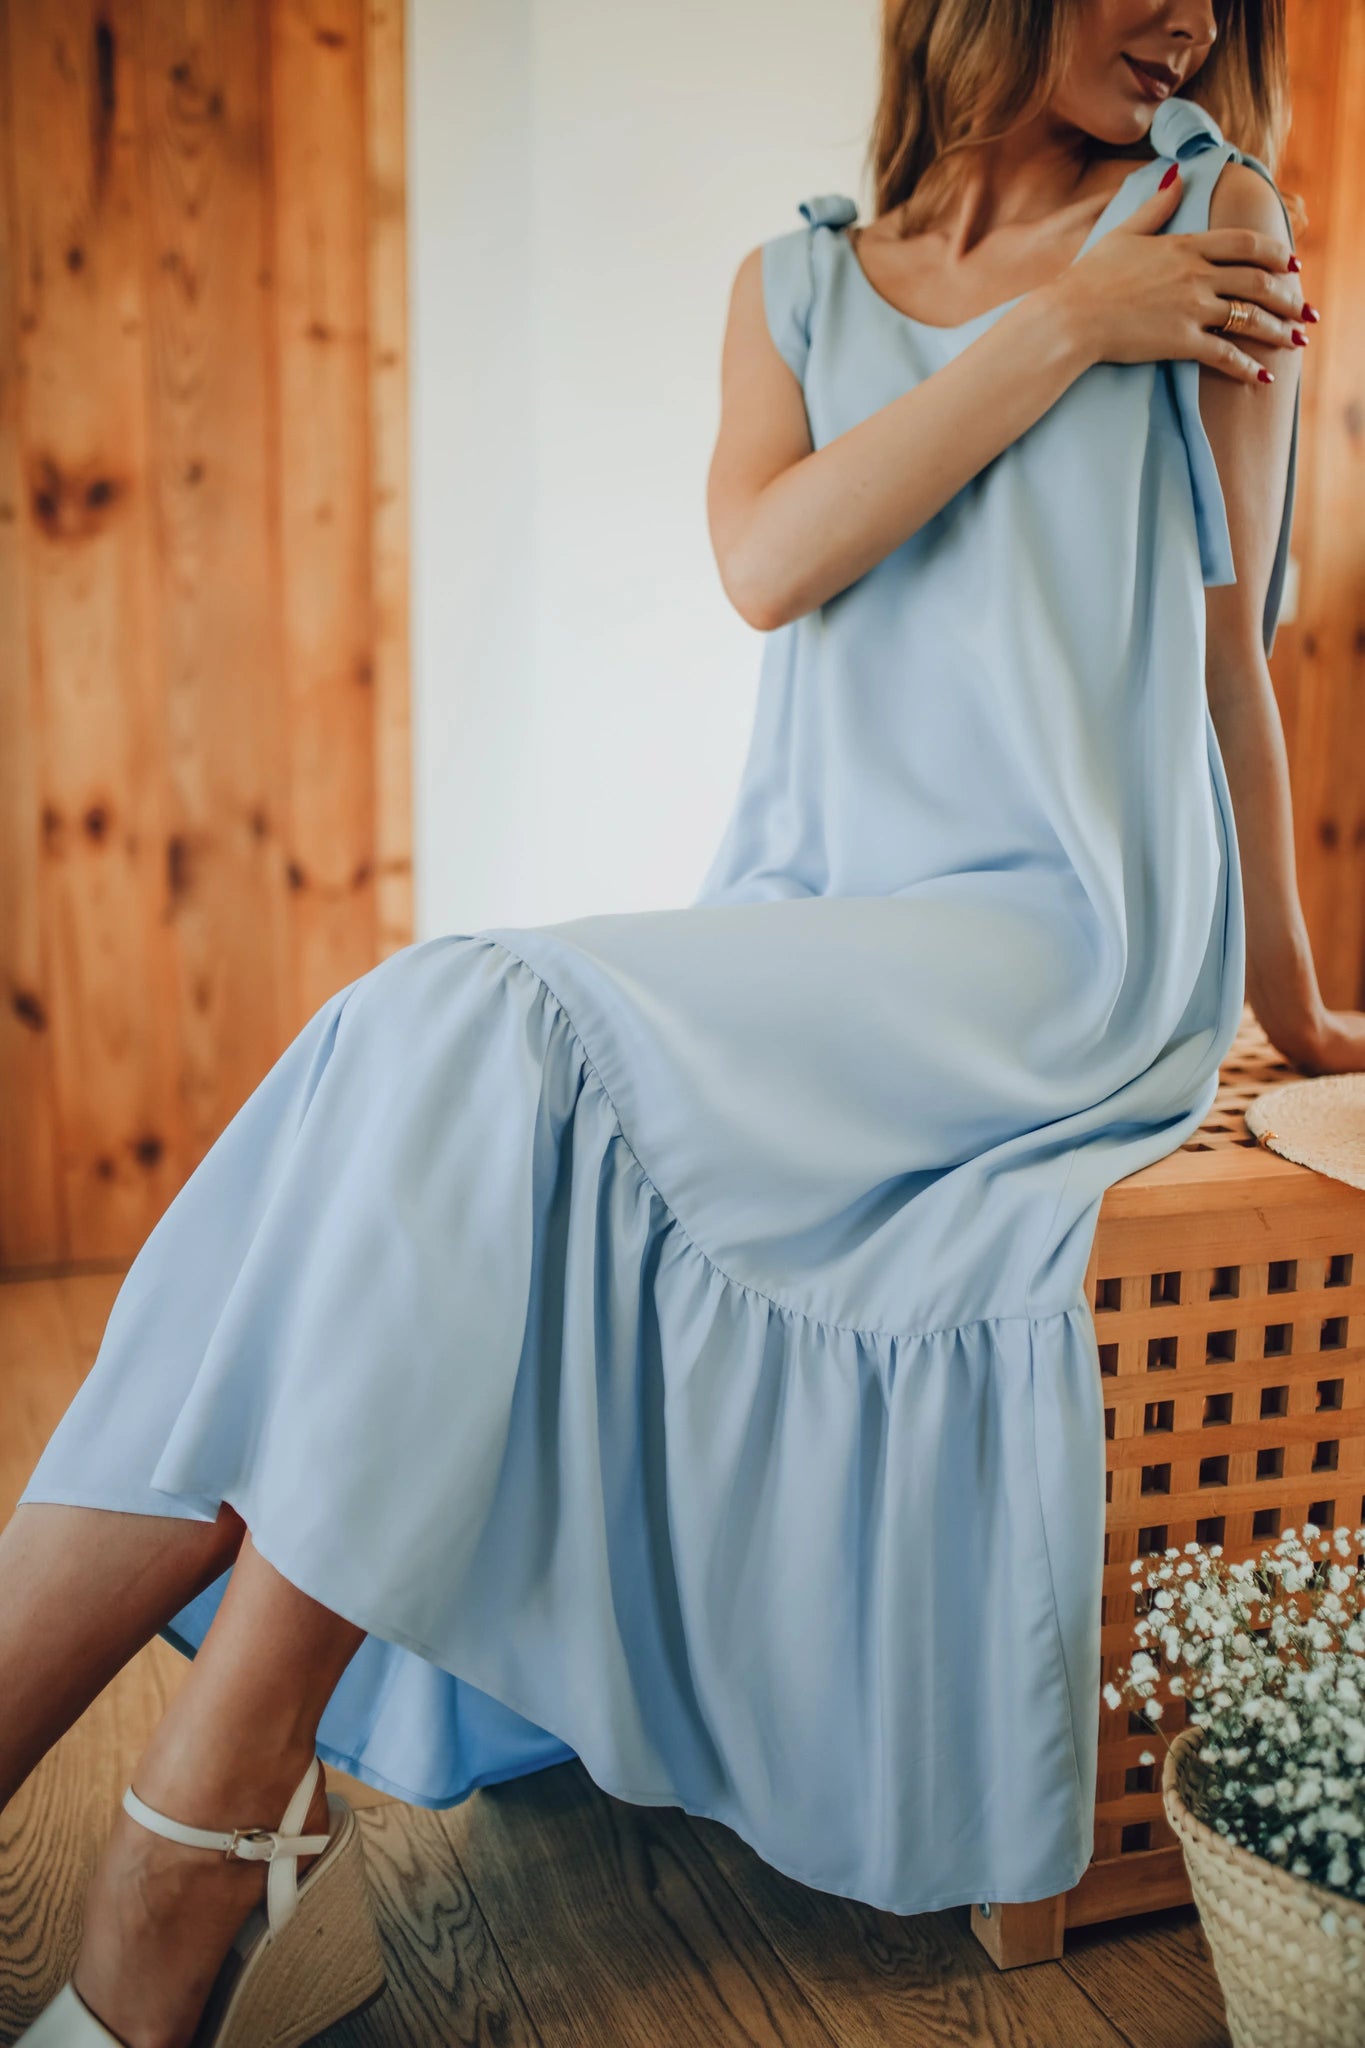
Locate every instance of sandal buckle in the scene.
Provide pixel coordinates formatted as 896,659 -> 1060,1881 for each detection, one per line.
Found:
225,1826 -> 278,1861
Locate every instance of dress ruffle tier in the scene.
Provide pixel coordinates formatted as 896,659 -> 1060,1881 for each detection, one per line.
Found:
23,930 -> 1106,1914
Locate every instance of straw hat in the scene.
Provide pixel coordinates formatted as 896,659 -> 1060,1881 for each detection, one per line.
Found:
1245,1074 -> 1365,1191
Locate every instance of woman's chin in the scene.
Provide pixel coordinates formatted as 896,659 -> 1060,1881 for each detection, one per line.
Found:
1059,88 -> 1159,151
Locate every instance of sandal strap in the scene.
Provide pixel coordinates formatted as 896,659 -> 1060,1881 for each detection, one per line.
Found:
120,1787 -> 329,1860
120,1755 -> 332,1934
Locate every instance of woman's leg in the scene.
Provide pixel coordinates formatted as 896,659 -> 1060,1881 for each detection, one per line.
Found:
2,1507 -> 371,2048
71,1529 -> 368,2048
0,1501 -> 247,1810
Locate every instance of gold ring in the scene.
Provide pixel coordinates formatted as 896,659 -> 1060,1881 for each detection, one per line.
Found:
1217,297 -> 1254,338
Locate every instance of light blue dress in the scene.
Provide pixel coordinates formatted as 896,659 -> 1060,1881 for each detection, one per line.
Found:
20,99 -> 1296,1916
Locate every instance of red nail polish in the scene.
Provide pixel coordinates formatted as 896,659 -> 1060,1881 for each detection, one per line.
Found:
1301,301 -> 1319,322
1287,254 -> 1302,272
1159,163 -> 1179,191
1292,329 -> 1308,346
1258,367 -> 1274,383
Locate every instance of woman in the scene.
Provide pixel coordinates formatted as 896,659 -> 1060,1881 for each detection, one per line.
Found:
7,2 -> 1357,2043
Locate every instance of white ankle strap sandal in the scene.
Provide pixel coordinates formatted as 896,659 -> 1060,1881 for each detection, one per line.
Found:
122,1754 -> 333,1940
15,1754 -> 387,2047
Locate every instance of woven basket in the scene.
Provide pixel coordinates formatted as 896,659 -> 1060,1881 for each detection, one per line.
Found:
1162,1723 -> 1365,2047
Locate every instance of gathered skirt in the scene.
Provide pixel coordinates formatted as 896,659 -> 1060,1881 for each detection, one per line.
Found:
21,894 -> 1214,1916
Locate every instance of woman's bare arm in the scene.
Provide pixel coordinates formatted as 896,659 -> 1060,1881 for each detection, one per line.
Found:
708,242 -> 1093,630
708,170 -> 1303,632
1201,165 -> 1365,1074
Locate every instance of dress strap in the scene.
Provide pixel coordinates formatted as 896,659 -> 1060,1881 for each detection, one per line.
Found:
761,195 -> 858,387
1148,95 -> 1225,163
1151,95 -> 1295,249
798,193 -> 858,230
1147,94 -> 1299,646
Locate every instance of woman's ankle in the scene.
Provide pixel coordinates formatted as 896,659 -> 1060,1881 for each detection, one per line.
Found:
129,1719 -> 325,1837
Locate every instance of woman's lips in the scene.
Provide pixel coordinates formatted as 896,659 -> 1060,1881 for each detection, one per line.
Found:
1123,53 -> 1180,100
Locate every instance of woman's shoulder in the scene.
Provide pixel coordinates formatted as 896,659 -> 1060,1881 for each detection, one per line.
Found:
1151,95 -> 1294,246
1207,157 -> 1294,248
734,195 -> 859,383
754,194 -> 859,260
751,194 -> 859,281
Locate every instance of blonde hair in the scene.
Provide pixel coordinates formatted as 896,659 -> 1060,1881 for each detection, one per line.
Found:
868,0 -> 1294,235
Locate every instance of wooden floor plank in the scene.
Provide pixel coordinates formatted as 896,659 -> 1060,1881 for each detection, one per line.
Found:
0,1638 -> 189,2034
0,1276 -> 89,1503
435,1759 -> 839,2048
1060,1907 -> 1231,2048
334,1801 -> 543,2047
675,1806 -> 1132,2048
48,1270 -> 122,1380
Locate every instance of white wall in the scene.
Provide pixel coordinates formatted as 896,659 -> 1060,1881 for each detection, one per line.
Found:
408,0 -> 881,935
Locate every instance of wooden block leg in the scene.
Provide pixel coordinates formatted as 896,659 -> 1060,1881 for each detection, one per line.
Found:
969,1894 -> 1067,1968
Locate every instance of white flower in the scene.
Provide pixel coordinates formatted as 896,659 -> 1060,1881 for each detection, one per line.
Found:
1103,1526 -> 1365,1905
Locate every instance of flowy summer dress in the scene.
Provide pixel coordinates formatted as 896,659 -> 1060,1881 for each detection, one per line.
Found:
20,99 -> 1297,1916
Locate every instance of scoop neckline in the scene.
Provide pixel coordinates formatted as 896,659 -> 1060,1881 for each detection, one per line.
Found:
841,152 -> 1163,336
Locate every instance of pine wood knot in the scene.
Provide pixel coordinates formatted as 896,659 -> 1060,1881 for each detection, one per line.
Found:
11,989 -> 46,1032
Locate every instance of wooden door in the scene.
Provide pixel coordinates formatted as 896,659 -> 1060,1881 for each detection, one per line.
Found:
0,0 -> 410,1274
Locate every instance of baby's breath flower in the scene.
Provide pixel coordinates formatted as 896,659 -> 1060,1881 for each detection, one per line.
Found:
1105,1526 -> 1365,1907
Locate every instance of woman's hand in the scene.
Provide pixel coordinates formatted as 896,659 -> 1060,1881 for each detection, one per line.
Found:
1051,167 -> 1310,387
1278,1010 -> 1365,1077
708,156 -> 1308,628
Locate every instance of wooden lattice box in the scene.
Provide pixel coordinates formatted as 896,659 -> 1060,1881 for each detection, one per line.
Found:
973,1004 -> 1365,1969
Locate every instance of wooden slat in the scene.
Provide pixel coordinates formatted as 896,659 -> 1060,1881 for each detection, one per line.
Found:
269,0 -> 378,1020
1275,0 -> 1365,1007
3,0 -> 183,1262
0,0 -> 63,1269
1063,1845 -> 1190,1928
1267,0 -> 1340,775
137,0 -> 289,1156
362,0 -> 413,959
1317,0 -> 1365,1009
